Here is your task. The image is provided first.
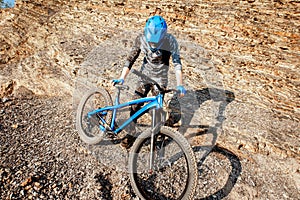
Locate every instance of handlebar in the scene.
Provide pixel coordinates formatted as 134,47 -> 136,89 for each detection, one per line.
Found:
131,69 -> 175,94
113,69 -> 178,95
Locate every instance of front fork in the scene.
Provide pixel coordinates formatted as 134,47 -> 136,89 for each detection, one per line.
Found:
149,108 -> 166,172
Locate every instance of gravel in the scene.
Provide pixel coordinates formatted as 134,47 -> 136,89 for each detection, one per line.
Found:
0,95 -> 135,199
1,94 -> 299,199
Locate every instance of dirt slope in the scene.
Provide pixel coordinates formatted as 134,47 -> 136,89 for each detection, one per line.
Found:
0,0 -> 299,199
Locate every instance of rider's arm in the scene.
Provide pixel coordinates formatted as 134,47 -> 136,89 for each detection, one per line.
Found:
119,67 -> 130,80
175,69 -> 183,86
170,35 -> 185,97
175,69 -> 185,97
169,34 -> 183,87
114,35 -> 141,84
123,34 -> 142,72
174,62 -> 185,97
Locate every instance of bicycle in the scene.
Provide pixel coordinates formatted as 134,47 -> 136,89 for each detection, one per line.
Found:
76,69 -> 198,200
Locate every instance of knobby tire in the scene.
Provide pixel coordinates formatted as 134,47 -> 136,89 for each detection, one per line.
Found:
76,87 -> 113,144
128,126 -> 198,200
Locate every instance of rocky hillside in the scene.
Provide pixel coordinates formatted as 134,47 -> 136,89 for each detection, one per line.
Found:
1,0 -> 299,156
0,0 -> 299,199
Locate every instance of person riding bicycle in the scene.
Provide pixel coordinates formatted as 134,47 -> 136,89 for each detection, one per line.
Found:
112,15 -> 186,148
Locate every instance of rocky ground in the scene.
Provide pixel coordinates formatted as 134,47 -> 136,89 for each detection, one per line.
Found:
0,0 -> 299,199
1,94 -> 299,199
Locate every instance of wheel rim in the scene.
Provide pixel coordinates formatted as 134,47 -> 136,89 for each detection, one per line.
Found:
80,91 -> 109,138
132,133 -> 190,200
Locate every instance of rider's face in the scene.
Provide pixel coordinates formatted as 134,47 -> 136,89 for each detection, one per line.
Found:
148,42 -> 158,49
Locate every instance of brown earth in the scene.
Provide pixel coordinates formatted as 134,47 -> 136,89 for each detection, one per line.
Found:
0,0 -> 299,199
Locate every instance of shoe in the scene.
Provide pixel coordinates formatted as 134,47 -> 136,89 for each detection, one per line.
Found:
120,134 -> 136,149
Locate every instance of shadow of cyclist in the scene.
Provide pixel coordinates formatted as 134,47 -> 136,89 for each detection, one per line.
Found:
166,87 -> 234,149
165,87 -> 240,199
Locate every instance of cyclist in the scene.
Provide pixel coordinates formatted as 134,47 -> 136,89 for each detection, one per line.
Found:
112,15 -> 186,148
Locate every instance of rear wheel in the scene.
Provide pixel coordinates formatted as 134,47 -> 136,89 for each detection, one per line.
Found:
128,126 -> 197,200
76,87 -> 113,144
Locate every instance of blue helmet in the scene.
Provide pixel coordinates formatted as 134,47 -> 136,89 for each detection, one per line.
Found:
144,15 -> 167,44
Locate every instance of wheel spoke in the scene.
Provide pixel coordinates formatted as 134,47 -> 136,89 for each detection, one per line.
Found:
129,127 -> 197,200
76,88 -> 112,144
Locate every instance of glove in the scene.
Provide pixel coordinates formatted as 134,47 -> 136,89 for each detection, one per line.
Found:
112,79 -> 124,85
176,85 -> 186,95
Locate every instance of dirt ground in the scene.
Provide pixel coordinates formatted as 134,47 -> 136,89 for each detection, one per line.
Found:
0,0 -> 299,199
0,94 -> 299,199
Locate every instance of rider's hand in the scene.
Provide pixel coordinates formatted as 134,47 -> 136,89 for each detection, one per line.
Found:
176,85 -> 186,97
111,79 -> 124,86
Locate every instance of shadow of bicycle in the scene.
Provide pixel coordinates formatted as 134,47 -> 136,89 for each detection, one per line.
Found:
87,87 -> 241,199
166,87 -> 241,199
166,87 -> 234,151
195,145 -> 242,200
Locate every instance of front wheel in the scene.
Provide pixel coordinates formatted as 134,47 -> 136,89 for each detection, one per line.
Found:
128,126 -> 198,200
76,87 -> 113,144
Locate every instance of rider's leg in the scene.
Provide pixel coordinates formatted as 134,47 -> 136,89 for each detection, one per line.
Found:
165,94 -> 181,127
121,83 -> 152,148
130,84 -> 152,123
149,85 -> 167,125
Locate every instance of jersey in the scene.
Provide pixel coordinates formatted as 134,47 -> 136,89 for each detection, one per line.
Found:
124,33 -> 182,86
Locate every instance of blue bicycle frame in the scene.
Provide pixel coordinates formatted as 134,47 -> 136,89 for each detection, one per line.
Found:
87,91 -> 164,135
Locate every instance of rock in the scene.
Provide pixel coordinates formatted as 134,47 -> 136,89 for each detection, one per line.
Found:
13,86 -> 35,99
21,177 -> 32,187
0,80 -> 15,98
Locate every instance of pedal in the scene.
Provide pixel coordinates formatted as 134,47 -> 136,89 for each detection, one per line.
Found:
106,131 -> 117,139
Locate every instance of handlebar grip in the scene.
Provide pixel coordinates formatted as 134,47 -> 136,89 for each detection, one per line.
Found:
115,85 -> 129,90
165,89 -> 178,94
